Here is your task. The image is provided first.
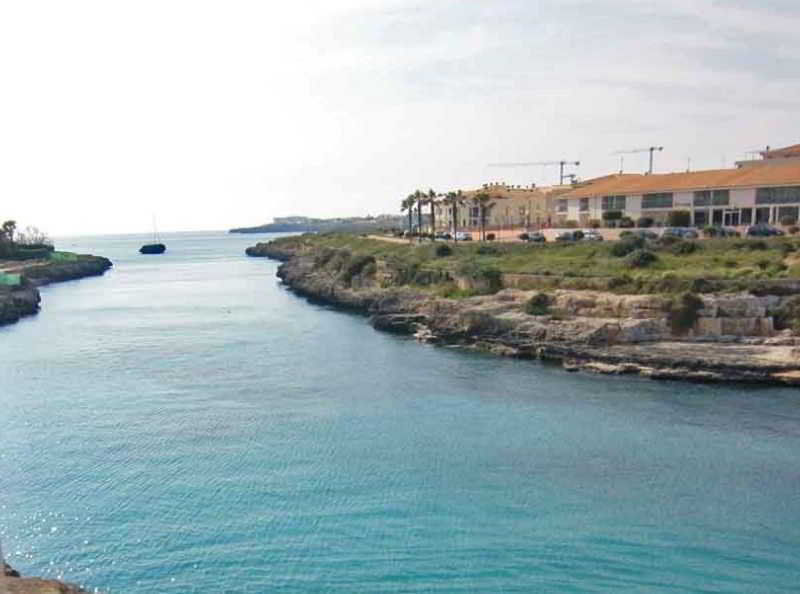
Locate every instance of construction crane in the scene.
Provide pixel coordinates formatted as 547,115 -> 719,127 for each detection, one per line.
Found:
487,160 -> 580,185
613,146 -> 663,174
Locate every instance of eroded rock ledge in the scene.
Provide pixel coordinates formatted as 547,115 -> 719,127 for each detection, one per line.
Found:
0,255 -> 112,327
1,561 -> 88,593
252,240 -> 800,385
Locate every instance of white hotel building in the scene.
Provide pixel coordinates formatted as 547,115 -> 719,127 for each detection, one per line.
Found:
557,144 -> 800,227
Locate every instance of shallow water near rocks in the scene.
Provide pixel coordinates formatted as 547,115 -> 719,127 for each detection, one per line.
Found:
1,231 -> 799,592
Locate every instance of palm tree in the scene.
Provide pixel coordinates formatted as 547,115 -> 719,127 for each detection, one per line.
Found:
401,195 -> 415,237
443,190 -> 463,241
1,220 -> 16,244
427,188 -> 437,240
472,192 -> 495,241
413,189 -> 425,240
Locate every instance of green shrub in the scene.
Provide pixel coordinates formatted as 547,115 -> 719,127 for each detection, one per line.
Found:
636,217 -> 654,228
780,215 -> 797,226
486,233 -> 496,241
670,240 -> 700,255
657,234 -> 681,247
340,254 -> 376,284
588,219 -> 602,228
456,260 -> 503,294
666,210 -> 691,227
619,217 -> 635,228
775,296 -> 800,333
518,233 -> 529,240
476,244 -> 500,256
610,236 -> 645,257
573,230 -> 585,240
564,220 -> 578,228
735,239 -> 767,250
435,243 -> 452,257
524,292 -> 552,316
602,210 -> 622,221
789,226 -> 800,235
667,292 -> 704,334
625,249 -> 658,268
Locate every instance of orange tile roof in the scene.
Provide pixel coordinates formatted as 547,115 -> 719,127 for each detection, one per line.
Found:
763,144 -> 800,158
561,162 -> 800,199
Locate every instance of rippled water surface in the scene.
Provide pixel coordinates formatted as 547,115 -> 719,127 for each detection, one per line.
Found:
1,231 -> 799,592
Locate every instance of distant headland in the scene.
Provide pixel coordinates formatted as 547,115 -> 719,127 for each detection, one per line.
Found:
229,214 -> 406,234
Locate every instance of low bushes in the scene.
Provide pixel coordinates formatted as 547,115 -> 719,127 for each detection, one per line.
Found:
340,254 -> 376,285
435,243 -> 452,257
637,217 -> 654,228
456,260 -> 503,294
667,292 -> 704,334
775,296 -> 800,333
524,292 -> 552,316
625,249 -> 658,268
670,240 -> 701,255
610,236 -> 645,257
619,217 -> 635,228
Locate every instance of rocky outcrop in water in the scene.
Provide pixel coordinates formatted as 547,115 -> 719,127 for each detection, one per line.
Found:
0,255 -> 112,327
253,239 -> 800,385
1,561 -> 89,593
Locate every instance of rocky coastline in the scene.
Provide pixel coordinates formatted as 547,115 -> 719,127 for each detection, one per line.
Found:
0,254 -> 112,327
248,239 -> 800,385
1,560 -> 88,593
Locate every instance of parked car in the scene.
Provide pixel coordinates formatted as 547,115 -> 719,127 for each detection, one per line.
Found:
662,227 -> 698,239
434,231 -> 452,240
526,231 -> 546,243
629,229 -> 658,240
714,226 -> 740,238
555,231 -> 580,242
454,231 -> 473,241
746,224 -> 783,237
582,230 -> 604,241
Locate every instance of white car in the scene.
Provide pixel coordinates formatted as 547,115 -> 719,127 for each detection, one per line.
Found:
582,230 -> 604,241
454,231 -> 472,241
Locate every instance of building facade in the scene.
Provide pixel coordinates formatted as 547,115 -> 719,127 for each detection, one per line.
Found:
433,183 -> 573,232
558,156 -> 800,227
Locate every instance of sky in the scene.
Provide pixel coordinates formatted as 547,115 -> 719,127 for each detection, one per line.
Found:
1,0 -> 799,235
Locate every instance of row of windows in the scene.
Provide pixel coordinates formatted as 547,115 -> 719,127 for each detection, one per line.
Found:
641,192 -> 673,209
569,187 -> 800,212
756,186 -> 800,205
693,189 -> 729,206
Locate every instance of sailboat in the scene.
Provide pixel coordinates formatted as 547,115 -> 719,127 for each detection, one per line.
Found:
139,215 -> 166,254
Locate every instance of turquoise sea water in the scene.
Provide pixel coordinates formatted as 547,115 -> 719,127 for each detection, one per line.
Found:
1,231 -> 799,593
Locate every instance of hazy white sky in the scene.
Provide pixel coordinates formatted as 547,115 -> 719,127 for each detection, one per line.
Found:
1,0 -> 799,235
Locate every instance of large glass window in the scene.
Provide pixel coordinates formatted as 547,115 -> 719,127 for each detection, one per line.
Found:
601,195 -> 626,210
642,192 -> 673,209
579,198 -> 589,212
693,210 -> 708,226
778,206 -> 799,222
557,199 -> 567,213
712,190 -> 729,206
693,191 -> 710,207
756,186 -> 800,204
741,208 -> 753,225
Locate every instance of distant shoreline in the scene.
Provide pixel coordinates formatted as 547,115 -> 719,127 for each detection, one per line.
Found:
0,253 -> 112,327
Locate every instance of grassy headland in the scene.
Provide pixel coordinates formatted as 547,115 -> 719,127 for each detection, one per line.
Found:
261,232 -> 800,296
